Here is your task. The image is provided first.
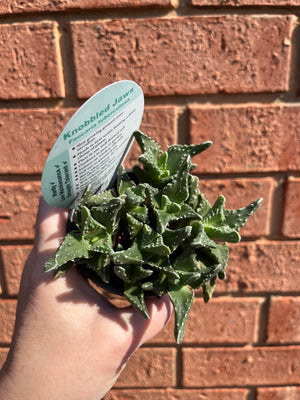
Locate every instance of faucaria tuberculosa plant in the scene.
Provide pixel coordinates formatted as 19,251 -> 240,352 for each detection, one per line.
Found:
44,130 -> 262,343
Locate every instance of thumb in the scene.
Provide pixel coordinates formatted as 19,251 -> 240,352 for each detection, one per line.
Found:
33,196 -> 68,256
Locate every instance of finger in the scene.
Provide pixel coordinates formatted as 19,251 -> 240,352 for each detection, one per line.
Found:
140,294 -> 172,344
34,196 -> 68,254
120,293 -> 172,353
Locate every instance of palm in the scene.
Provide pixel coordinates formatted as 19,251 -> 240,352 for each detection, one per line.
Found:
2,198 -> 171,400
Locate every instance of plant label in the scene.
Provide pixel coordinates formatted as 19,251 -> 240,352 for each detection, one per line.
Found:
42,80 -> 144,208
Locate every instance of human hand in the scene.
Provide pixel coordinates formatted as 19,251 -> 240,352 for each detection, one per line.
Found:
0,197 -> 172,400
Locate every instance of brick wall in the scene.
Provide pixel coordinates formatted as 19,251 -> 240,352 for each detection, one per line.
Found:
0,1 -> 299,399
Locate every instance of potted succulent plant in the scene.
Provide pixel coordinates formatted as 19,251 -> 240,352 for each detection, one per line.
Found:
44,130 -> 262,343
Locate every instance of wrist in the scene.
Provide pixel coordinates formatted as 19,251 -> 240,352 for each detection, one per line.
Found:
0,365 -> 15,400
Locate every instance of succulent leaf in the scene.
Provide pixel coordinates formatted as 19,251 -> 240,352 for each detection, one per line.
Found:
91,197 -> 125,234
44,130 -> 261,343
203,277 -> 217,303
223,198 -> 263,230
127,213 -> 144,239
80,205 -> 104,235
149,257 -> 180,282
173,251 -> 199,272
201,242 -> 229,270
189,220 -> 216,248
129,205 -> 149,224
87,229 -> 112,253
189,263 -> 223,290
150,272 -> 168,296
168,284 -> 195,343
187,175 -> 201,210
114,264 -> 153,283
196,193 -> 212,217
117,167 -> 135,195
44,231 -> 89,273
203,195 -> 226,226
162,226 -> 192,252
131,164 -> 155,186
88,189 -> 114,206
134,129 -> 161,157
165,156 -> 191,204
166,141 -> 212,174
204,225 -> 241,243
142,235 -> 170,256
90,253 -> 111,283
125,185 -> 146,207
111,242 -> 143,265
124,283 -> 150,319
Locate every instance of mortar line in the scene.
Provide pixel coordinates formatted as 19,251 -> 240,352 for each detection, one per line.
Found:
0,6 -> 299,25
2,92 -> 300,111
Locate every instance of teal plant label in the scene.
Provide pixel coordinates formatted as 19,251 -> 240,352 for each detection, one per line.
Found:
42,81 -> 144,208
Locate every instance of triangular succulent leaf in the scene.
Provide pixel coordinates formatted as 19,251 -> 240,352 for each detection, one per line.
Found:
203,277 -> 217,303
187,175 -> 200,210
162,226 -> 192,252
44,232 -> 89,273
134,130 -> 161,157
80,205 -> 104,235
89,253 -> 111,283
91,198 -> 125,234
129,205 -> 149,224
196,193 -> 211,217
168,284 -> 194,343
141,225 -> 171,256
127,213 -> 144,239
166,141 -> 212,174
114,264 -> 153,284
111,242 -> 143,265
203,195 -> 226,226
88,189 -> 114,206
117,166 -> 135,195
165,156 -> 191,203
223,198 -> 263,231
204,225 -> 241,243
124,283 -> 150,319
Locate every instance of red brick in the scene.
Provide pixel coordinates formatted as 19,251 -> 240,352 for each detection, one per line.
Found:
0,182 -> 40,240
0,109 -> 74,174
103,297 -> 263,346
1,246 -> 32,297
196,178 -> 272,237
0,0 -> 172,14
71,16 -> 292,98
184,297 -> 262,344
256,386 -> 300,400
0,300 -> 17,344
105,388 -> 249,400
189,105 -> 300,173
182,346 -> 300,387
282,178 -> 300,238
0,348 -> 8,369
266,296 -> 300,344
0,107 -> 175,174
0,22 -> 64,99
215,241 -> 300,294
191,0 -> 300,5
124,106 -> 176,169
115,348 -> 176,387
